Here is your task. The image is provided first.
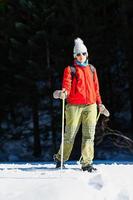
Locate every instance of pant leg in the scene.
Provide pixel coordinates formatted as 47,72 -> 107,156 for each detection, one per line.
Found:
81,103 -> 97,167
56,104 -> 82,162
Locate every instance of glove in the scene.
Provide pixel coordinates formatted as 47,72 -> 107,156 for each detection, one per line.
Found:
98,104 -> 105,112
59,89 -> 67,99
98,104 -> 110,117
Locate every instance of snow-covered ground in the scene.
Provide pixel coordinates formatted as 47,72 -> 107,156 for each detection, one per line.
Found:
0,162 -> 133,200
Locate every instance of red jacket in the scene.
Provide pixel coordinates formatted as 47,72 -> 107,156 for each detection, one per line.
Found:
62,63 -> 102,105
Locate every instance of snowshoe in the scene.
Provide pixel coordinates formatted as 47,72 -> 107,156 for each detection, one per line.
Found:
82,164 -> 97,172
53,155 -> 65,169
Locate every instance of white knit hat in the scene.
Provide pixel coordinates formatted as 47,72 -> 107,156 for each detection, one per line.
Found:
73,38 -> 88,58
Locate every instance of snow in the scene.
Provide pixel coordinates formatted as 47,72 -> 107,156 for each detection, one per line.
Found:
0,162 -> 133,200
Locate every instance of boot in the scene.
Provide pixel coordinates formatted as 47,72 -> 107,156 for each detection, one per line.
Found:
53,155 -> 65,169
82,164 -> 97,172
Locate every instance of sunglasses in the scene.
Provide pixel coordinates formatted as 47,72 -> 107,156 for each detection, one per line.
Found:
76,52 -> 87,57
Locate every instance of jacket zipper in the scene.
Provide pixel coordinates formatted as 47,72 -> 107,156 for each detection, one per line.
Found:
83,69 -> 88,104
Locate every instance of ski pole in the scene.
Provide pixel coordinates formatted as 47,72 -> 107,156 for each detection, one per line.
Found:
96,111 -> 101,122
53,90 -> 66,170
61,97 -> 65,170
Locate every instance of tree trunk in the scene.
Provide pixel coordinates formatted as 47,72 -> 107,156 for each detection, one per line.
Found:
119,0 -> 133,129
46,39 -> 57,153
32,86 -> 41,157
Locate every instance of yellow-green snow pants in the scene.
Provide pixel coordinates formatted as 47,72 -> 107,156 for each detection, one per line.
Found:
56,103 -> 97,167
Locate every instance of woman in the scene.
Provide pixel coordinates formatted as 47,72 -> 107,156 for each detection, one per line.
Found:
54,38 -> 103,172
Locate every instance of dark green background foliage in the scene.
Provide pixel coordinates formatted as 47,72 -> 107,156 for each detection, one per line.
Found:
0,0 -> 133,161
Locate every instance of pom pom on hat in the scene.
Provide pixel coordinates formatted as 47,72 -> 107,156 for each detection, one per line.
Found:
73,38 -> 88,58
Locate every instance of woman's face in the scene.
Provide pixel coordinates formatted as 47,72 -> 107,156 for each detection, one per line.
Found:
76,52 -> 87,63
